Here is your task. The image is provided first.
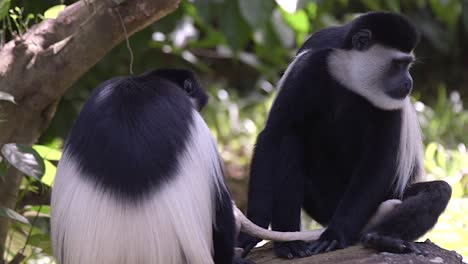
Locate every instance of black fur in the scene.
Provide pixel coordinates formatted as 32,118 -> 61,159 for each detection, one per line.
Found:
299,12 -> 419,53
239,12 -> 450,258
63,69 -> 250,264
65,74 -> 195,200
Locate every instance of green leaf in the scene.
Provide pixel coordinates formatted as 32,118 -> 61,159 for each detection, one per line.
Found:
0,91 -> 16,104
28,233 -> 52,255
44,4 -> 66,19
238,0 -> 275,28
436,144 -> 447,170
1,143 -> 45,180
280,8 -> 309,33
279,8 -> 309,44
41,160 -> 56,187
219,0 -> 251,50
0,207 -> 29,224
33,145 -> 62,161
0,0 -> 10,20
26,205 -> 51,216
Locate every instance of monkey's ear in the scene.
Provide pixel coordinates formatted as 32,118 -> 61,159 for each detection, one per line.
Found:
352,29 -> 372,51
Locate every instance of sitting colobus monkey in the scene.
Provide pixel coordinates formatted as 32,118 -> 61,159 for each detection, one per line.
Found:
238,12 -> 452,259
51,69 -> 255,264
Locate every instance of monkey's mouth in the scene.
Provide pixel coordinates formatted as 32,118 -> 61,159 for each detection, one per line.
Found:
386,87 -> 412,99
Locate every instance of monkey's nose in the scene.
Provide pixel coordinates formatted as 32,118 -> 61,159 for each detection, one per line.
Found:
403,80 -> 413,95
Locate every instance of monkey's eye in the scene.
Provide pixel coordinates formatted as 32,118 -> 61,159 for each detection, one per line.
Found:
183,79 -> 194,94
392,57 -> 414,69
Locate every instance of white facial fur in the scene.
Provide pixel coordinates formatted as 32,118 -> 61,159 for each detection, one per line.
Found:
51,110 -> 225,264
328,44 -> 415,110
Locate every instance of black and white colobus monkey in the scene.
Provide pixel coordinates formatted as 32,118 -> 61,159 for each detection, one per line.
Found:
51,69 -> 254,264
238,12 -> 452,258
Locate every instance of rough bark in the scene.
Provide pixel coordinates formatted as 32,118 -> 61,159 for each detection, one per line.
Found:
0,0 -> 180,259
247,241 -> 466,264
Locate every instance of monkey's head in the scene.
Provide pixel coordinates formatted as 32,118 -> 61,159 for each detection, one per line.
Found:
138,69 -> 209,111
328,12 -> 420,110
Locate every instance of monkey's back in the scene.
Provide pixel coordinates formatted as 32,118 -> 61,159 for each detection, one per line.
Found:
51,77 -> 223,264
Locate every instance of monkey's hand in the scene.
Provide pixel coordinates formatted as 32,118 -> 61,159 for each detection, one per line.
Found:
237,232 -> 262,257
307,228 -> 348,254
362,232 -> 422,254
273,240 -> 315,259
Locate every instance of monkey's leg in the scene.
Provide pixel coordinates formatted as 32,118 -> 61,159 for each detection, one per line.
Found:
362,180 -> 451,253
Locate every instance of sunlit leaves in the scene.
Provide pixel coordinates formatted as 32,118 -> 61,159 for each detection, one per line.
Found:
1,143 -> 45,180
0,207 -> 29,224
279,8 -> 309,44
41,160 -> 56,186
43,4 -> 65,19
33,145 -> 62,161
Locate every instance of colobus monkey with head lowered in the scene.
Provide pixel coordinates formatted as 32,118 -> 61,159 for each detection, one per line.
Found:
238,12 -> 452,258
51,69 -> 255,264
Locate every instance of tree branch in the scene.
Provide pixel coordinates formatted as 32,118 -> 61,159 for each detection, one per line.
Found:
0,0 -> 180,259
247,241 -> 465,264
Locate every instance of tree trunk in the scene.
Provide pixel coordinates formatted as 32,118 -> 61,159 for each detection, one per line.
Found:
0,0 -> 180,259
247,240 -> 466,264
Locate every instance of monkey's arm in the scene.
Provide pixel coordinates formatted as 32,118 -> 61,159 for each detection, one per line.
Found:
239,49 -> 334,258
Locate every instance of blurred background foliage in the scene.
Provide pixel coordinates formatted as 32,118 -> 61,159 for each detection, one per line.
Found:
0,0 -> 467,262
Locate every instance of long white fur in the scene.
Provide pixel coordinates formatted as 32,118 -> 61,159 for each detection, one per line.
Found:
395,99 -> 425,195
51,110 -> 225,264
328,45 -> 424,197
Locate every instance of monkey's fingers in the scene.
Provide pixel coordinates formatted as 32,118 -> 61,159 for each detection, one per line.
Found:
362,232 -> 422,254
308,239 -> 341,255
274,241 -> 313,259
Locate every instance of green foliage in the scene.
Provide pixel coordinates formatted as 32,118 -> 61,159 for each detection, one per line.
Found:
418,87 -> 468,147
0,142 -> 59,261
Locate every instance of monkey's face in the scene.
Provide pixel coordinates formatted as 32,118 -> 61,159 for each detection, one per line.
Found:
328,30 -> 416,110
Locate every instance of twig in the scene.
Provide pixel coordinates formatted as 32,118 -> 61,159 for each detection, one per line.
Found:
115,9 -> 134,75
